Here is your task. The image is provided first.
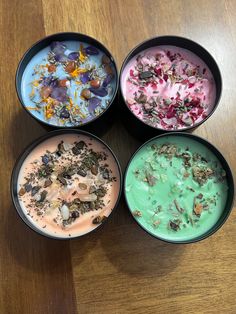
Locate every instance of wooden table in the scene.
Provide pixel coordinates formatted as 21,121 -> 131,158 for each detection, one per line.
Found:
0,1 -> 236,313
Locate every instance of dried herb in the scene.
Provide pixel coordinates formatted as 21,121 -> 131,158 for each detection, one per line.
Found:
132,210 -> 142,217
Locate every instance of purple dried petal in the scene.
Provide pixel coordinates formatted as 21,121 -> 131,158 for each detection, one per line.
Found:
80,72 -> 91,84
54,53 -> 67,62
68,52 -> 79,60
51,87 -> 68,102
102,74 -> 113,87
85,46 -> 99,55
50,41 -> 66,54
42,75 -> 58,88
81,116 -> 92,124
89,87 -> 108,97
88,97 -> 101,114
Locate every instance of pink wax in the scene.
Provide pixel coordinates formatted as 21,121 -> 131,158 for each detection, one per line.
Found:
17,134 -> 121,238
121,46 -> 216,130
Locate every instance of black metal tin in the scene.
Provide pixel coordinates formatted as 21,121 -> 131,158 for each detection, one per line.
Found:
11,129 -> 122,240
124,132 -> 234,244
16,32 -> 119,136
120,36 -> 222,141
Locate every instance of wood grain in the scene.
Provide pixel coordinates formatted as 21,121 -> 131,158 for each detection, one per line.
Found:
0,0 -> 235,313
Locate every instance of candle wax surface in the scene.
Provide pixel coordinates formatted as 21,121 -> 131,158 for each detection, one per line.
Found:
125,136 -> 228,242
21,41 -> 117,127
121,45 -> 216,130
17,134 -> 120,238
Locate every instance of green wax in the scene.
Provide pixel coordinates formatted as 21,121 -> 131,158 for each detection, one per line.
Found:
125,136 -> 228,242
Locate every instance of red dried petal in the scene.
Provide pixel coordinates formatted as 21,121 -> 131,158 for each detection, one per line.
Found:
163,74 -> 168,82
166,105 -> 176,118
198,107 -> 204,115
159,79 -> 163,84
188,83 -> 195,88
130,69 -> 134,77
151,82 -> 157,89
154,68 -> 162,76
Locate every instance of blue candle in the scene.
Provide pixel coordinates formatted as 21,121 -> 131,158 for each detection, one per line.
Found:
21,40 -> 117,127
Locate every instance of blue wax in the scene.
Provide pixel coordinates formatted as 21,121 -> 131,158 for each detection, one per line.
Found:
21,40 -> 117,126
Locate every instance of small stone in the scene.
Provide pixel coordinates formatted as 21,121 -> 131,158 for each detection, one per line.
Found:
48,64 -> 56,72
90,79 -> 101,89
139,71 -> 153,79
91,165 -> 98,175
102,54 -> 111,64
61,204 -> 70,220
42,155 -> 50,164
58,79 -> 68,87
19,187 -> 26,196
65,61 -> 76,73
40,86 -> 52,99
81,88 -> 91,99
79,193 -> 97,202
34,194 -> 41,202
104,64 -> 113,75
78,183 -> 87,190
92,215 -> 107,224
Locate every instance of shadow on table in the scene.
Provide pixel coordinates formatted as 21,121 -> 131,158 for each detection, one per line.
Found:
8,108 -> 45,161
99,197 -> 186,277
4,203 -> 96,273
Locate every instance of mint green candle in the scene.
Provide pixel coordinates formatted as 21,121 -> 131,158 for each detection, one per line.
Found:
125,135 -> 229,242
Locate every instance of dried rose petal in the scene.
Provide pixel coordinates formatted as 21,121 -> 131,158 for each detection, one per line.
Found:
154,68 -> 162,76
166,105 -> 176,118
163,74 -> 168,82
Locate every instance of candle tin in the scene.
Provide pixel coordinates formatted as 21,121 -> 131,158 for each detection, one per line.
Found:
120,36 -> 222,140
124,132 -> 234,244
11,129 -> 122,239
16,32 -> 119,135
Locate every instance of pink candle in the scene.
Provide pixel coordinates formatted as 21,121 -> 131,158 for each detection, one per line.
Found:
15,132 -> 121,238
121,45 -> 217,130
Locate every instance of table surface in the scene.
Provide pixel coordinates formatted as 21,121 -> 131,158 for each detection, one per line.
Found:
1,0 -> 236,313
